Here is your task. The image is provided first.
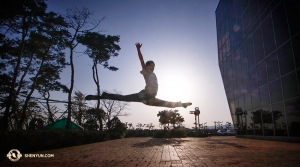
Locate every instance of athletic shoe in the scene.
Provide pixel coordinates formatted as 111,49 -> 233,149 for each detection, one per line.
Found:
182,102 -> 192,108
101,92 -> 110,99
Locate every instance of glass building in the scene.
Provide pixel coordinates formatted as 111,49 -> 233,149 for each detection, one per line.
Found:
216,0 -> 300,141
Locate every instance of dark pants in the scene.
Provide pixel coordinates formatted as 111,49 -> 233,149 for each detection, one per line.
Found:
102,90 -> 181,108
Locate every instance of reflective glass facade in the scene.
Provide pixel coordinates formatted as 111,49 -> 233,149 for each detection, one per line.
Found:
216,0 -> 300,138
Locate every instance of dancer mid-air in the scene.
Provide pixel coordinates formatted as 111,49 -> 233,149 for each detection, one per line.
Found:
85,43 -> 192,108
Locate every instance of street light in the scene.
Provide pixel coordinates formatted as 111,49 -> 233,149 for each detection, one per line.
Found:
190,107 -> 200,130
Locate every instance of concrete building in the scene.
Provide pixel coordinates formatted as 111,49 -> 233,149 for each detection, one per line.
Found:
216,0 -> 300,141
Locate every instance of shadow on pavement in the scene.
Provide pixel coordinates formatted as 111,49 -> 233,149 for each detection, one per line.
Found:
132,138 -> 189,148
206,139 -> 247,148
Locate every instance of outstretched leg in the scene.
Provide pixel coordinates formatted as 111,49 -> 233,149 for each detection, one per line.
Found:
86,92 -> 192,108
143,98 -> 192,108
85,92 -> 142,102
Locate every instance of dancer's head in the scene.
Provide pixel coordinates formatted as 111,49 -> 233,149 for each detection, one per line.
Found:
146,60 -> 155,72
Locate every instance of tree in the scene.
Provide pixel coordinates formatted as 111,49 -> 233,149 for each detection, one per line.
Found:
82,119 -> 99,131
0,0 -> 48,130
77,32 -> 120,107
136,123 -> 146,130
64,7 -> 106,129
77,32 -> 121,131
0,0 -> 68,130
83,108 -> 106,131
169,110 -> 184,128
146,123 -> 155,130
17,12 -> 68,129
71,91 -> 88,126
157,110 -> 171,129
127,123 -> 134,130
157,109 -> 184,129
106,116 -> 126,134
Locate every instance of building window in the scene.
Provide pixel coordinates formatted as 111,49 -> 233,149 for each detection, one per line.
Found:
269,79 -> 283,103
261,15 -> 276,57
285,0 -> 300,37
240,46 -> 248,73
237,77 -> 243,97
281,71 -> 299,100
239,95 -> 245,111
247,110 -> 255,135
246,37 -> 255,69
272,1 -> 290,48
257,60 -> 268,87
272,102 -> 287,136
243,6 -> 251,29
259,1 -> 270,23
284,97 -> 300,136
253,27 -> 264,63
235,52 -> 242,78
261,105 -> 274,136
245,93 -> 252,110
242,73 -> 250,94
236,107 -> 247,135
249,66 -> 258,91
252,108 -> 263,135
292,33 -> 300,69
266,52 -> 280,82
251,89 -> 260,109
278,41 -> 295,76
249,0 -> 259,20
260,84 -> 270,106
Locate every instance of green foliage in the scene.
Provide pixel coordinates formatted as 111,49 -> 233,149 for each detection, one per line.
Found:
153,129 -> 187,138
82,108 -> 106,131
187,130 -> 207,137
157,110 -> 185,128
106,117 -> 127,138
0,0 -> 70,130
82,120 -> 99,131
77,32 -> 120,71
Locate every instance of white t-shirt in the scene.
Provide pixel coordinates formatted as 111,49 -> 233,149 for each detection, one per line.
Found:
141,68 -> 158,95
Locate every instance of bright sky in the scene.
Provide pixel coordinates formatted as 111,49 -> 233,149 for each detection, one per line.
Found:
46,0 -> 230,129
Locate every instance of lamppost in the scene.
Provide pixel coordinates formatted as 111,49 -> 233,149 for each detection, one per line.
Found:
203,122 -> 207,130
190,107 -> 200,130
226,121 -> 232,129
214,121 -> 223,130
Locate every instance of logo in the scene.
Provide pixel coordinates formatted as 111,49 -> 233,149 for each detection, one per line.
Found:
7,149 -> 22,162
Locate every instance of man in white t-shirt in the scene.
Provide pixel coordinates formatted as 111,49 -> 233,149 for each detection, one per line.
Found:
85,43 -> 192,108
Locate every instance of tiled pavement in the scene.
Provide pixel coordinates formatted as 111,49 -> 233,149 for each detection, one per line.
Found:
1,136 -> 300,167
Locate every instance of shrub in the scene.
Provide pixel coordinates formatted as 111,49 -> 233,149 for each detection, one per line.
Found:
187,130 -> 207,137
106,117 -> 127,138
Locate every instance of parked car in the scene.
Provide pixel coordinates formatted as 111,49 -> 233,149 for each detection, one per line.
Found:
217,129 -> 228,135
226,129 -> 236,135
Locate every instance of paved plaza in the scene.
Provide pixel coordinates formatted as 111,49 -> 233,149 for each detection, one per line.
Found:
1,136 -> 300,167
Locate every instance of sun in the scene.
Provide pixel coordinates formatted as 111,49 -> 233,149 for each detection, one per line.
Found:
157,73 -> 192,102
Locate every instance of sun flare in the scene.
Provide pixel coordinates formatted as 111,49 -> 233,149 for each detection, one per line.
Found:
157,74 -> 192,102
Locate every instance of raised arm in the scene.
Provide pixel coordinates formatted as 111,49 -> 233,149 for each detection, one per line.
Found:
136,43 -> 146,69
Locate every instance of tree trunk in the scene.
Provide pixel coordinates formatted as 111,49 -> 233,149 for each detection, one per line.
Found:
92,62 -> 101,109
18,57 -> 46,129
44,91 -> 54,123
78,108 -> 82,125
92,62 -> 103,131
1,18 -> 28,130
11,54 -> 34,120
67,48 -> 75,129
